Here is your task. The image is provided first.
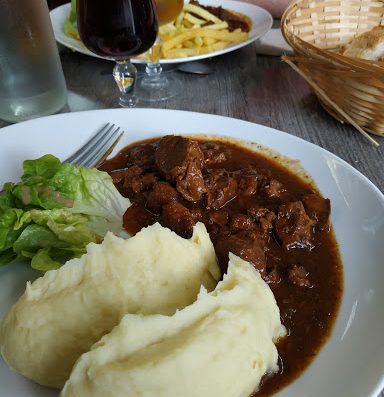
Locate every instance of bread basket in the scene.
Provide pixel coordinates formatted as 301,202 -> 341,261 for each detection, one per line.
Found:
281,0 -> 384,145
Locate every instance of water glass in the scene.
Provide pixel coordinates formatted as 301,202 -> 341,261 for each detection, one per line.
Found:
0,0 -> 67,123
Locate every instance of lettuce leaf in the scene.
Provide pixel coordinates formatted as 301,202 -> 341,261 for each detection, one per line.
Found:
69,0 -> 77,22
0,154 -> 130,270
31,249 -> 62,272
64,0 -> 79,40
0,208 -> 29,251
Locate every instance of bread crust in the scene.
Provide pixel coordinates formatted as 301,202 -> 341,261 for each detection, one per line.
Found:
340,25 -> 384,61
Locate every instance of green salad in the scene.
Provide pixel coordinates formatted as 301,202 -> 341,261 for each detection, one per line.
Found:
0,155 -> 130,271
64,0 -> 79,40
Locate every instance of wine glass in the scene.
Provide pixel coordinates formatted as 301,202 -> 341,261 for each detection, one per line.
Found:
77,0 -> 158,107
136,0 -> 184,102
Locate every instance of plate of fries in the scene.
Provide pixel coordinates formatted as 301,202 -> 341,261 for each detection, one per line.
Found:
50,0 -> 272,64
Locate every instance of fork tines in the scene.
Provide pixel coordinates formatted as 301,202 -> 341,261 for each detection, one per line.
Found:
64,123 -> 123,168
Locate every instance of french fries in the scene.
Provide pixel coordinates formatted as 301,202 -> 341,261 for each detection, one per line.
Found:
159,3 -> 250,59
65,2 -> 250,61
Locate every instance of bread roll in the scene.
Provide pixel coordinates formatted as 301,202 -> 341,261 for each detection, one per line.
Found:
341,26 -> 384,61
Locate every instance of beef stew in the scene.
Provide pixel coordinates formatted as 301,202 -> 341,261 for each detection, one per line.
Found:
100,135 -> 343,396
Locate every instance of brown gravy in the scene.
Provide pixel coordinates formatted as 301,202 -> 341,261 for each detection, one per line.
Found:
189,0 -> 252,32
100,136 -> 343,396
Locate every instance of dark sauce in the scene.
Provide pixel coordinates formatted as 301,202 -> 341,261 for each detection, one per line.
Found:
190,0 -> 251,32
77,0 -> 158,59
100,137 -> 343,396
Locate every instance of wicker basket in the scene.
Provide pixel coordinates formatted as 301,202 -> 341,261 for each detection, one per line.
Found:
281,0 -> 384,144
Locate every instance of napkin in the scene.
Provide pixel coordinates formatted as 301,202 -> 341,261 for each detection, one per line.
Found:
255,28 -> 293,56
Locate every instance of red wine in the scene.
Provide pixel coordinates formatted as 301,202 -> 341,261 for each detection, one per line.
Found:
77,0 -> 158,59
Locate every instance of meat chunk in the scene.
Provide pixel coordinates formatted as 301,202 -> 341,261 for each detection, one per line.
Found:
123,203 -> 156,235
190,208 -> 204,223
146,182 -> 179,213
140,173 -> 158,191
264,267 -> 281,289
155,135 -> 206,202
162,202 -> 195,238
123,164 -> 143,181
215,231 -> 266,274
128,144 -> 155,168
288,265 -> 311,288
109,168 -> 128,185
117,165 -> 143,197
238,174 -> 258,197
302,193 -> 331,231
275,201 -> 315,250
208,210 -> 229,226
263,179 -> 287,200
120,166 -> 157,197
190,0 -> 250,32
200,142 -> 229,166
206,222 -> 230,243
247,207 -> 276,237
176,165 -> 206,203
206,211 -> 230,243
229,214 -> 254,234
205,169 -> 237,210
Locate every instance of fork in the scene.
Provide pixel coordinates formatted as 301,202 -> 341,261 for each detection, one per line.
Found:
0,123 -> 124,195
64,123 -> 124,168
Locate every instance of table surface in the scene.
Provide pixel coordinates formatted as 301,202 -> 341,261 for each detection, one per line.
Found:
0,38 -> 383,397
2,43 -> 382,191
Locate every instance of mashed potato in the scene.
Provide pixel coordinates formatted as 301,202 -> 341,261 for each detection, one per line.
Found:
61,253 -> 286,397
0,222 -> 220,388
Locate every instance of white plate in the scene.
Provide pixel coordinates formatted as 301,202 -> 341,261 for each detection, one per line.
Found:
0,109 -> 383,397
50,0 -> 272,64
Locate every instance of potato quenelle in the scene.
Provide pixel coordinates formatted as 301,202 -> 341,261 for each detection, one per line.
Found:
0,223 -> 220,387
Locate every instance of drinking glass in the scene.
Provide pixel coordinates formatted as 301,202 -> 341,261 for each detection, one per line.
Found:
77,0 -> 158,107
136,0 -> 184,102
0,0 -> 67,123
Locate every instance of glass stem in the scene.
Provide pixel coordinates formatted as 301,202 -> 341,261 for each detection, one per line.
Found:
113,59 -> 137,107
146,39 -> 162,79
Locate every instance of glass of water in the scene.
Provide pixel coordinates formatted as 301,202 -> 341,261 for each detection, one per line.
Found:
0,0 -> 67,123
